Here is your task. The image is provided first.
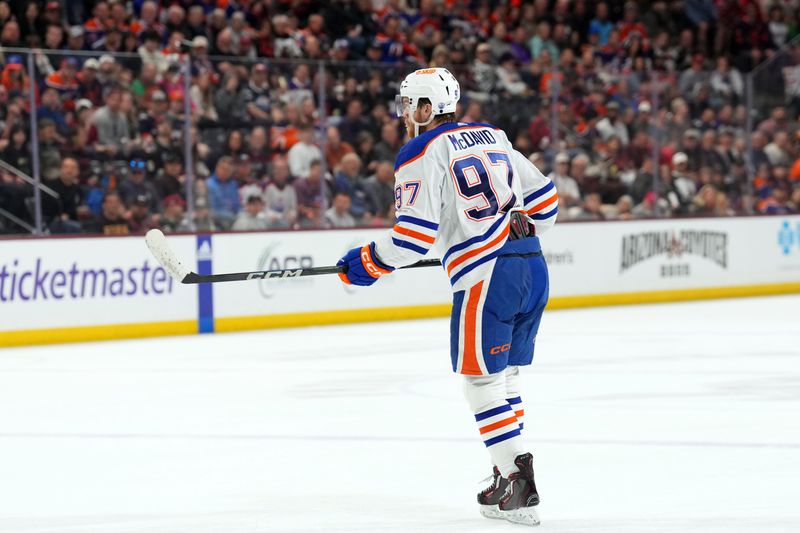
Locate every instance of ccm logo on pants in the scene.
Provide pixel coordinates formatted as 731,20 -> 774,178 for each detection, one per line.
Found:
490,343 -> 512,355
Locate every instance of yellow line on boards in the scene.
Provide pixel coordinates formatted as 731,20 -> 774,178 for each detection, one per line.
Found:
214,304 -> 453,332
1,282 -> 798,347
0,320 -> 197,348
547,282 -> 800,309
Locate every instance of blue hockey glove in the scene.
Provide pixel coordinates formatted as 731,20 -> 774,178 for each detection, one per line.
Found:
337,242 -> 395,286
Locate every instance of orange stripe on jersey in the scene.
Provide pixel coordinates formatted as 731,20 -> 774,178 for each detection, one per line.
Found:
397,125 -> 499,172
527,192 -> 558,215
393,225 -> 435,244
514,410 -> 524,419
462,281 -> 484,376
446,224 -> 509,275
479,415 -> 519,434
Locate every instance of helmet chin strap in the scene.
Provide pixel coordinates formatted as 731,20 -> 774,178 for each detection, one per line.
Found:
411,110 -> 436,138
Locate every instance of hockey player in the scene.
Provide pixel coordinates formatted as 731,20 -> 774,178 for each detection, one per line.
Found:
337,68 -> 557,526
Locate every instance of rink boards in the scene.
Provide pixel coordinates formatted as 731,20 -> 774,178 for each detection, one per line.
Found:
1,215 -> 799,347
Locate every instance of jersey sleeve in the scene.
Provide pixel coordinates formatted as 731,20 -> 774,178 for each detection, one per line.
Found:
373,144 -> 444,268
510,149 -> 558,234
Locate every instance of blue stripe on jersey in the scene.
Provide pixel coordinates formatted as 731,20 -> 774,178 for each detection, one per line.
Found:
507,396 -> 522,405
394,122 -> 501,171
391,237 -> 429,255
442,212 -> 509,266
523,181 -> 555,206
484,428 -> 522,447
396,215 -> 439,231
394,122 -> 465,171
530,206 -> 558,220
449,247 -> 504,286
474,403 -> 513,422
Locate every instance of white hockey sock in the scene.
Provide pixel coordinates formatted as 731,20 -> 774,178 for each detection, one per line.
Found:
464,373 -> 524,477
505,366 -> 525,431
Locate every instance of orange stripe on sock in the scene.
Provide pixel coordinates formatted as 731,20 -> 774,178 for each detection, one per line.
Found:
461,280 -> 484,376
446,224 -> 509,275
479,415 -> 519,434
526,193 -> 558,215
393,225 -> 435,244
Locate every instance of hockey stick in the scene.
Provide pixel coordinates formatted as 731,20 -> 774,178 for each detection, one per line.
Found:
145,229 -> 441,284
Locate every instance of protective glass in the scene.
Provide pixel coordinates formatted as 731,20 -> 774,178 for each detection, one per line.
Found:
395,95 -> 411,118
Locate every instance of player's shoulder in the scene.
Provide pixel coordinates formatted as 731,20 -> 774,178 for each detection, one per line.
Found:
394,122 -> 503,172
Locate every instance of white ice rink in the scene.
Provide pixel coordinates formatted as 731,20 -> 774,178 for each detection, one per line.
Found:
1,295 -> 799,533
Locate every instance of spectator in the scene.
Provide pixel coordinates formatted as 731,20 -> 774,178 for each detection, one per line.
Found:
338,99 -> 371,145
589,2 -> 614,46
246,126 -> 270,177
91,86 -> 130,157
38,118 -> 63,182
709,56 -> 743,106
765,131 -> 792,167
154,152 -> 184,200
334,152 -> 370,222
549,153 -> 581,207
82,191 -> 131,235
264,158 -> 298,228
41,157 -> 85,233
496,53 -> 528,96
214,71 -> 246,123
295,159 -> 327,228
596,102 -> 629,145
128,195 -> 159,234
288,124 -> 323,179
325,191 -> 356,228
159,194 -> 192,233
571,193 -> 606,221
77,59 -> 102,106
232,195 -> 269,231
206,156 -> 240,229
325,126 -> 355,172
138,30 -> 168,74
1,126 -> 31,175
118,159 -> 159,213
362,160 -> 396,221
472,43 -> 497,99
242,63 -> 271,123
530,21 -> 559,61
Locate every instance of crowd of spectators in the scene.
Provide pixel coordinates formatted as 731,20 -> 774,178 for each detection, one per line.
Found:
2,0 -> 800,235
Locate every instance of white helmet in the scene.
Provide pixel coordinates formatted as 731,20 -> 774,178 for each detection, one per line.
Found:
396,68 -> 460,136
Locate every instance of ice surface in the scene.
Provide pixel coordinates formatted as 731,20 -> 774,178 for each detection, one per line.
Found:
1,295 -> 799,532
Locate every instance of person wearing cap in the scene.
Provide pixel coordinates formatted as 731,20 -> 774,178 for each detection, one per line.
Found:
548,153 -> 581,207
670,152 -> 696,210
76,58 -> 102,106
44,57 -> 80,99
118,159 -> 159,212
159,194 -> 192,234
232,195 -> 269,231
128,193 -> 159,233
472,42 -> 496,99
37,88 -> 69,136
595,101 -> 629,145
66,25 -> 86,52
153,152 -> 184,199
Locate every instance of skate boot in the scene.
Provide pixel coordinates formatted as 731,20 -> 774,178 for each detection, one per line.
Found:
477,466 -> 509,519
498,453 -> 540,526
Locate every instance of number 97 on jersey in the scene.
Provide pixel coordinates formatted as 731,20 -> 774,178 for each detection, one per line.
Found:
395,181 -> 421,209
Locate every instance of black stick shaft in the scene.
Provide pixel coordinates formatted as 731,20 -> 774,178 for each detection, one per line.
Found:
181,259 -> 442,284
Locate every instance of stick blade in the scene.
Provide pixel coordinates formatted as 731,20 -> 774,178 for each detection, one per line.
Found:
145,229 -> 191,282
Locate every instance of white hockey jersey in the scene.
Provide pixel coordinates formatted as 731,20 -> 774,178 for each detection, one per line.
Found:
374,121 -> 558,292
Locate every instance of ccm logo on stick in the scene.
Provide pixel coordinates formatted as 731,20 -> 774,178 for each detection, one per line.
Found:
490,343 -> 511,354
247,270 -> 303,280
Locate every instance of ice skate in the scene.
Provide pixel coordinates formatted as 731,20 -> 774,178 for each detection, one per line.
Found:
498,453 -> 540,526
477,466 -> 509,519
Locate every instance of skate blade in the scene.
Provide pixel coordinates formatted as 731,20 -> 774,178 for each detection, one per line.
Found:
499,506 -> 540,527
479,504 -> 502,519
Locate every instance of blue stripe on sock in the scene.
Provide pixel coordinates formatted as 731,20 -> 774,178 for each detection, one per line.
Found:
474,404 -> 512,422
507,396 -> 522,405
484,428 -> 522,447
